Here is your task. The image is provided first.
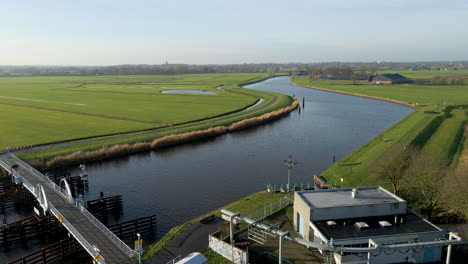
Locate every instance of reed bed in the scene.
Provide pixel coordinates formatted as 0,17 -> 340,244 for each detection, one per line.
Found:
40,98 -> 299,168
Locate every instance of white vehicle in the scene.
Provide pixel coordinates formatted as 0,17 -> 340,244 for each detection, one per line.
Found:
175,252 -> 208,264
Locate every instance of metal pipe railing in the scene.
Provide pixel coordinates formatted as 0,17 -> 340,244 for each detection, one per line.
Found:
4,154 -> 138,260
79,204 -> 138,258
49,202 -> 106,264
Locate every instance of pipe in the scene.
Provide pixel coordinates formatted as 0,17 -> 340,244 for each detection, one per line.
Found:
228,212 -> 240,245
220,209 -> 467,254
279,231 -> 289,264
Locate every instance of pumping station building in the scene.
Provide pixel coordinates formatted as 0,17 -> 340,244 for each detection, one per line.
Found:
294,186 -> 447,264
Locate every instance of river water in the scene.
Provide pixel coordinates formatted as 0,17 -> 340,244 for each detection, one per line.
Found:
70,76 -> 413,240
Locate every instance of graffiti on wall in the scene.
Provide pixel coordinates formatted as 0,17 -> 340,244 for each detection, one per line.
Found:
208,235 -> 248,264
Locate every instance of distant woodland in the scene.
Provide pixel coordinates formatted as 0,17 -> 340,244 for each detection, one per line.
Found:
1,61 -> 466,76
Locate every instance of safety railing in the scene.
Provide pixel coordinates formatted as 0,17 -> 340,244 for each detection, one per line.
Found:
0,160 -> 105,263
49,202 -> 106,264
246,196 -> 291,221
8,154 -> 74,203
79,204 -> 138,258
4,154 -> 137,260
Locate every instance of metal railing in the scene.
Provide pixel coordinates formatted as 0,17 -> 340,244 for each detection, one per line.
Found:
2,154 -> 138,261
8,154 -> 74,203
79,203 -> 138,258
49,202 -> 106,264
0,158 -> 106,264
246,196 -> 291,221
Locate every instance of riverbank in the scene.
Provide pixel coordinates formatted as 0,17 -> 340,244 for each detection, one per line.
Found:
293,76 -> 468,225
291,79 -> 415,109
27,98 -> 299,169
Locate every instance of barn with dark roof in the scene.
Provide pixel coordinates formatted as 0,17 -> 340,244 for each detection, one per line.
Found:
370,73 -> 408,84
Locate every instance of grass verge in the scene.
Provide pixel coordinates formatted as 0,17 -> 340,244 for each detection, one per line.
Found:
142,192 -> 287,261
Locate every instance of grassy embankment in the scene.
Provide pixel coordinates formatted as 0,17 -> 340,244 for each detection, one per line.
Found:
36,97 -> 298,168
293,74 -> 468,187
0,73 -> 294,164
142,192 -> 287,261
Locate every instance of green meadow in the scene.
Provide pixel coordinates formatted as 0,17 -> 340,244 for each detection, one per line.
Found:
294,78 -> 468,105
294,71 -> 468,187
0,73 -> 288,151
377,69 -> 468,79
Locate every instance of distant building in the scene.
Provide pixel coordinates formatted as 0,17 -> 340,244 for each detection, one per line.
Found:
370,73 -> 408,84
294,186 -> 446,264
318,73 -> 371,81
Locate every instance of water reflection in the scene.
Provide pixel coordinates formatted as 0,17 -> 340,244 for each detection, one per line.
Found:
73,77 -> 413,239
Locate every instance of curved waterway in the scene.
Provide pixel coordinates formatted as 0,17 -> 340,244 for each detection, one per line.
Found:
72,76 -> 413,239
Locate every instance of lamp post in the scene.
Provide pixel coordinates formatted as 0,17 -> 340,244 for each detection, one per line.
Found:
283,155 -> 297,192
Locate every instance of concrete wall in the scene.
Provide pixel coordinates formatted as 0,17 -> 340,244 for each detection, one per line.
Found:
293,192 -> 311,240
310,201 -> 407,221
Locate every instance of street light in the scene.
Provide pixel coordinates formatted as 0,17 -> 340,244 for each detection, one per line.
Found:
283,155 -> 297,192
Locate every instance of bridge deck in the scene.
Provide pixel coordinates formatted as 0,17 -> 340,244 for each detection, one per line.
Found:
0,156 -> 134,264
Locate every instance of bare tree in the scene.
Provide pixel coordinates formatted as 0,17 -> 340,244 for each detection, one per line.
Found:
405,155 -> 447,220
374,144 -> 412,195
442,167 -> 468,219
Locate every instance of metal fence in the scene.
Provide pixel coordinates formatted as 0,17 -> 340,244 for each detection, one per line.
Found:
246,196 -> 291,221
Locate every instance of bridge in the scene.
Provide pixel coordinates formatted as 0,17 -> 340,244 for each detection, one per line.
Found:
0,154 -> 138,264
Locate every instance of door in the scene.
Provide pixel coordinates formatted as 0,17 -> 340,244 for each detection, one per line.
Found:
297,212 -> 304,237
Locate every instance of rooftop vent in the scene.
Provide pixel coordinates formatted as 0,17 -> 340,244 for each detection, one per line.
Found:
379,221 -> 392,227
355,222 -> 369,229
327,221 -> 337,226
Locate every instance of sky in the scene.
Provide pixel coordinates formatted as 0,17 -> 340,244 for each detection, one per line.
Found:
1,0 -> 468,65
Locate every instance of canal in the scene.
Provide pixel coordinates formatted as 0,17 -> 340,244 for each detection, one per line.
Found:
68,76 -> 413,240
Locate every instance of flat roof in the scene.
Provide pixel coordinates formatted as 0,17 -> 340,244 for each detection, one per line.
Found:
297,186 -> 404,209
313,211 -> 441,240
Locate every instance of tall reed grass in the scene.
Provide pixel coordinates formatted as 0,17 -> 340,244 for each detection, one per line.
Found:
39,99 -> 299,168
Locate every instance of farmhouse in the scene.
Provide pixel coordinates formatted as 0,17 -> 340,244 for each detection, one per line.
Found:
294,186 -> 447,264
370,73 -> 408,84
318,73 -> 371,80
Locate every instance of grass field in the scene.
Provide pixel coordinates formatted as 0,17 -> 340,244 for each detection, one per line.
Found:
0,73 -> 289,152
294,78 -> 468,105
377,69 -> 468,79
294,71 -> 468,187
421,108 -> 467,164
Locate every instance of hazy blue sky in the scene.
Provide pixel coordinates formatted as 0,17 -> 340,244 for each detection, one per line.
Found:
2,0 -> 468,65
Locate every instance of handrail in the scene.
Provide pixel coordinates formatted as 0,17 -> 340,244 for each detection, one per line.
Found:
79,204 -> 138,258
48,202 -> 106,264
1,160 -> 106,264
9,154 -> 74,203
2,154 -> 138,261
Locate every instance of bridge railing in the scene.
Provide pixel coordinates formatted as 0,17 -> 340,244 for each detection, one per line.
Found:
0,157 -> 106,264
79,204 -> 138,258
8,154 -> 74,203
48,202 -> 106,264
5,154 -> 138,260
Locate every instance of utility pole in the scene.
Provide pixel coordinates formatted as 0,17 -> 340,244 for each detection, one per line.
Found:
283,155 -> 297,192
